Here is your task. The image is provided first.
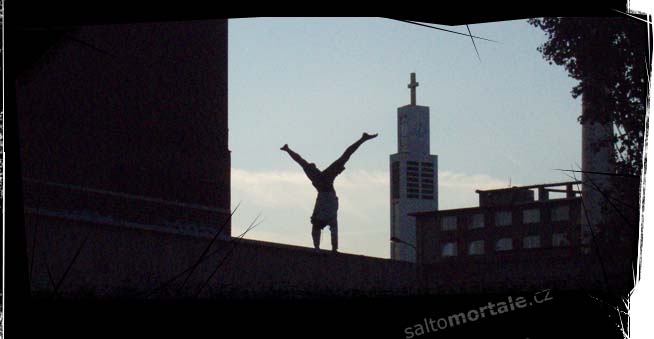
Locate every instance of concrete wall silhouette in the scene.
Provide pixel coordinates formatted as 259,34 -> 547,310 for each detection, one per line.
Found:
25,213 -> 418,298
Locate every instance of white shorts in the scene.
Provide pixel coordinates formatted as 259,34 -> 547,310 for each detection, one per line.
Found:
311,191 -> 339,227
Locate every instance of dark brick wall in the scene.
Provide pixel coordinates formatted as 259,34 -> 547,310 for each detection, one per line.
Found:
16,20 -> 230,232
421,248 -> 632,294
24,211 -> 630,299
25,213 -> 418,299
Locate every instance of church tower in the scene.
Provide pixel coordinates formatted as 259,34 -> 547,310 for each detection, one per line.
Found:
390,73 -> 438,262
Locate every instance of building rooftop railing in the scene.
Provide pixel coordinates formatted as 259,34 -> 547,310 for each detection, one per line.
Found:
474,180 -> 583,194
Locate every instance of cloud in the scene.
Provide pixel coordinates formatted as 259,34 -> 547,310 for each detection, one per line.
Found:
438,171 -> 509,210
231,168 -> 315,209
231,167 -> 507,258
439,171 -> 508,189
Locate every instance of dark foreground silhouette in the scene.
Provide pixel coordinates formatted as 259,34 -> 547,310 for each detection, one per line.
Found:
281,132 -> 378,252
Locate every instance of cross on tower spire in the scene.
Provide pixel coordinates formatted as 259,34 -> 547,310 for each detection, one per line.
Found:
408,72 -> 419,105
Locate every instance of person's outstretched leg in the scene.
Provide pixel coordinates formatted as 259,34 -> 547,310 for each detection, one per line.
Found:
330,221 -> 338,252
326,133 -> 378,173
311,224 -> 321,249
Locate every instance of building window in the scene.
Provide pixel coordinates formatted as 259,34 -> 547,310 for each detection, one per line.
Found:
441,242 -> 457,257
470,213 -> 485,229
441,216 -> 457,231
495,238 -> 513,251
406,161 -> 420,197
407,170 -> 420,177
420,162 -> 435,200
468,240 -> 485,255
421,178 -> 434,200
391,161 -> 400,199
522,209 -> 541,224
552,233 -> 570,247
495,211 -> 512,226
523,235 -> 541,249
420,162 -> 434,200
551,205 -> 570,222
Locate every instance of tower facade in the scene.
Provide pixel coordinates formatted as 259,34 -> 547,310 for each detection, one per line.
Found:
580,93 -> 614,252
390,73 -> 438,262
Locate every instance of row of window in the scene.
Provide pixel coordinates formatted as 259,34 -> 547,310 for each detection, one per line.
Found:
441,234 -> 570,257
407,168 -> 434,175
407,161 -> 434,168
441,205 -> 571,231
406,161 -> 435,200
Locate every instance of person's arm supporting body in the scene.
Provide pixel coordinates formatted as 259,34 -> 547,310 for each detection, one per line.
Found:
324,132 -> 378,176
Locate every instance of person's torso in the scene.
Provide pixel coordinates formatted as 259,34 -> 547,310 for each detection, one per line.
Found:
309,172 -> 337,192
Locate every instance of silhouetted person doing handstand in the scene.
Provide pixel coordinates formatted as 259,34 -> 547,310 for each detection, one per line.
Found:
281,132 -> 378,252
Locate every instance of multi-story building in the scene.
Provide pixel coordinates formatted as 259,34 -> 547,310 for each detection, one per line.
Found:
412,182 -> 583,264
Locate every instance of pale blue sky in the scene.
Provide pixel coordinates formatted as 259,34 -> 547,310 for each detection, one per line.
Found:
227,18 -> 583,258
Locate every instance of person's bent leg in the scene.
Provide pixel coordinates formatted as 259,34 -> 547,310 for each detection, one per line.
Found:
330,221 -> 338,252
312,224 -> 321,249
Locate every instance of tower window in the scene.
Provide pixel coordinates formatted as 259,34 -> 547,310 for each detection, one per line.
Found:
391,161 -> 400,199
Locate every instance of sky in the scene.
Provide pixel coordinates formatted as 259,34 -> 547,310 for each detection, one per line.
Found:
227,17 -> 583,258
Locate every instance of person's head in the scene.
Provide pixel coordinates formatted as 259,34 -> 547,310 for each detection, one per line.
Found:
309,163 -> 318,171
